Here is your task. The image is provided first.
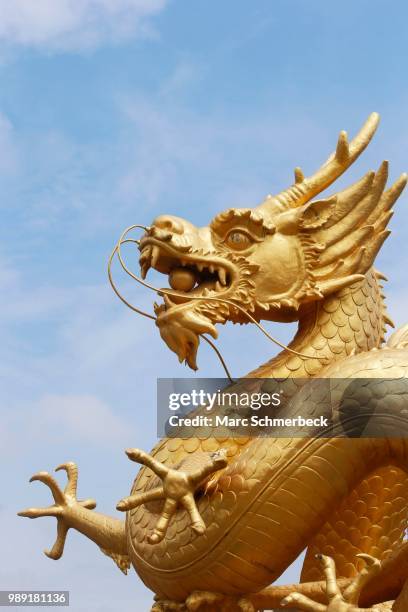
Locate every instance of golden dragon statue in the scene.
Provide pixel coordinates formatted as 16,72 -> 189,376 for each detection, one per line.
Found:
20,113 -> 408,611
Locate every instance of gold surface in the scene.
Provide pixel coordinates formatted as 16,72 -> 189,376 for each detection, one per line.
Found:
116,448 -> 227,544
20,114 -> 408,611
281,553 -> 381,611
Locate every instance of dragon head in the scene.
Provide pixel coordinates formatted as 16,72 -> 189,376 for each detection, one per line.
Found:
138,113 -> 406,369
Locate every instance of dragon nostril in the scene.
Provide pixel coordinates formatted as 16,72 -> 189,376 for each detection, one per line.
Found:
153,215 -> 184,235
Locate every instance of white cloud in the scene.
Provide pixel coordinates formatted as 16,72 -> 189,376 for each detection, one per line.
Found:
0,252 -> 161,391
0,251 -> 173,455
115,90 -> 330,218
0,392 -> 135,459
0,0 -> 167,52
0,74 -> 332,233
35,393 -> 131,443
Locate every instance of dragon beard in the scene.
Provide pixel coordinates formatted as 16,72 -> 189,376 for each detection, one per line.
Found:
154,253 -> 258,370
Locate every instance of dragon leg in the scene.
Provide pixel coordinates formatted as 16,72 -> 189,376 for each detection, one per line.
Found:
151,591 -> 255,612
150,546 -> 408,612
281,553 -> 383,611
18,462 -> 130,573
116,447 -> 228,544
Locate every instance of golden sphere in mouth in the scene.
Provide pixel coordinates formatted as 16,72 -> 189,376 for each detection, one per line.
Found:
169,267 -> 196,292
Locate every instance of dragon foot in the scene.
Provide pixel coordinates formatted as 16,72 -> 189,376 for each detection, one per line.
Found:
152,591 -> 255,612
186,591 -> 255,611
18,462 -> 96,559
281,553 -> 382,611
117,448 -> 227,544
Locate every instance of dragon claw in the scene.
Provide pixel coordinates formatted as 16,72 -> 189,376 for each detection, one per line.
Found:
184,591 -> 255,611
151,591 -> 255,612
281,553 -> 382,611
18,462 -> 96,560
185,591 -> 222,610
117,448 -> 227,544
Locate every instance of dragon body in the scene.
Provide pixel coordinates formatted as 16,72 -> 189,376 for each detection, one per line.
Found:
20,114 -> 408,611
129,271 -> 408,603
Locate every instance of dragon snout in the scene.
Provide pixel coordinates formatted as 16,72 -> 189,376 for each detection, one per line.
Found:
152,215 -> 185,235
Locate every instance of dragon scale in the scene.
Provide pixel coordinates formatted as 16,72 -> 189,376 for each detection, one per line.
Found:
128,269 -> 408,600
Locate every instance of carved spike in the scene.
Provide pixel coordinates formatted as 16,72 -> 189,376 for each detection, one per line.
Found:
317,274 -> 365,296
294,166 -> 304,184
380,173 -> 408,211
359,230 -> 391,271
374,160 -> 389,191
337,247 -> 366,276
318,225 -> 375,267
383,313 -> 395,328
313,165 -> 388,250
336,130 -> 350,163
375,209 -> 393,232
317,171 -> 375,231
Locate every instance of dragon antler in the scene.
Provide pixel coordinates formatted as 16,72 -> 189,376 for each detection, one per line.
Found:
258,112 -> 380,211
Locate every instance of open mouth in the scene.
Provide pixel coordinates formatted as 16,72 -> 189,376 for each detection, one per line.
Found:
139,239 -> 233,305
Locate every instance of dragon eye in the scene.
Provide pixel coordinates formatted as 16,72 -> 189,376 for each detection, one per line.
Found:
225,230 -> 253,250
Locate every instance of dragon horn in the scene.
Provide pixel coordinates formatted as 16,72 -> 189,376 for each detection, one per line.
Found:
257,112 -> 380,212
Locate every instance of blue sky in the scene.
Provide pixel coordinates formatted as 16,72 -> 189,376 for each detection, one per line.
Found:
1,1 -> 408,610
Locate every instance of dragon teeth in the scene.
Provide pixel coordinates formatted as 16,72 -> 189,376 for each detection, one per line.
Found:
141,264 -> 148,280
215,281 -> 222,291
197,263 -> 204,272
151,246 -> 160,268
139,247 -> 152,279
218,268 -> 227,285
209,264 -> 215,274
